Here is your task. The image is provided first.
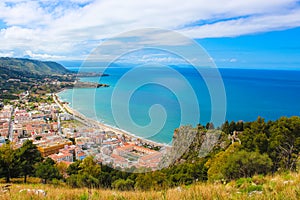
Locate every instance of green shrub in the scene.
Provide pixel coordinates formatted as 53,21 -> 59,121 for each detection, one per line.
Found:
236,177 -> 252,188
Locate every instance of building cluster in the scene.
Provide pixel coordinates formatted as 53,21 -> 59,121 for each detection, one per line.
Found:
107,144 -> 163,169
11,104 -> 59,143
59,125 -> 164,170
0,105 -> 13,145
1,100 -> 164,171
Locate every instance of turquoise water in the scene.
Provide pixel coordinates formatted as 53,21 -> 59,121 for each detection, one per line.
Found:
58,66 -> 300,144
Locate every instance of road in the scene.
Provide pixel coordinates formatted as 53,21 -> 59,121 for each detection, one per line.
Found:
52,94 -> 95,128
7,106 -> 14,141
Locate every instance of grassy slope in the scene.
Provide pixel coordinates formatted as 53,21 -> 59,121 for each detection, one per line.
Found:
1,172 -> 299,200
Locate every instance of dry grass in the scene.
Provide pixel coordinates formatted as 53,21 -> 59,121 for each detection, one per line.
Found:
1,172 -> 300,200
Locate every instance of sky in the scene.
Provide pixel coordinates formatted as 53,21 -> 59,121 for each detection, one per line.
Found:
0,0 -> 300,69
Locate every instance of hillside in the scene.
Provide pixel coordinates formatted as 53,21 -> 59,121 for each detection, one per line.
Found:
0,57 -> 74,100
0,57 -> 110,101
0,57 -> 70,75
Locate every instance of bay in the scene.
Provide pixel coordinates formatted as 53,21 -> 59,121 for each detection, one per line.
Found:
58,65 -> 300,144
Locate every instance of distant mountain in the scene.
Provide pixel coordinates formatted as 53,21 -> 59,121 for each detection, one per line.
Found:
0,57 -> 70,75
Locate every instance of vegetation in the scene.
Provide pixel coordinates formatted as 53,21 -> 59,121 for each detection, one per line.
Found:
0,57 -> 109,100
0,58 -> 75,100
205,143 -> 272,181
16,140 -> 43,183
1,116 -> 300,199
0,141 -> 43,183
35,158 -> 61,184
0,142 -> 15,183
0,57 -> 70,75
1,172 -> 300,199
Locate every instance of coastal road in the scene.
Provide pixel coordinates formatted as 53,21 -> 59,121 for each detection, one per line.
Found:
52,94 -> 165,148
52,94 -> 96,128
53,94 -> 66,113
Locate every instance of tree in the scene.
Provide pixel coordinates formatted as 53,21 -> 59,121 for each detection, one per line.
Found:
235,121 -> 244,131
98,171 -> 112,188
16,140 -> 42,183
197,123 -> 205,131
254,133 -> 268,153
222,120 -> 230,134
205,143 -> 272,181
135,173 -> 153,190
112,179 -> 135,191
36,158 -> 61,184
223,151 -> 272,180
66,156 -> 101,188
205,122 -> 215,130
76,173 -> 99,188
268,116 -> 300,171
150,171 -> 169,189
205,142 -> 241,181
239,117 -> 268,152
0,142 -> 17,183
79,156 -> 101,177
67,160 -> 82,176
229,121 -> 236,134
56,161 -> 69,179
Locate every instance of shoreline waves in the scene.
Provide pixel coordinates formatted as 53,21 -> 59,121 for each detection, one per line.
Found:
55,90 -> 169,148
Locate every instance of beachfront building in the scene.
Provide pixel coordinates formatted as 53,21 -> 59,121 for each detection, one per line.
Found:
59,113 -> 72,121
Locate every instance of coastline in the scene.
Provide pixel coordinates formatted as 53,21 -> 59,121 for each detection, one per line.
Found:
54,89 -> 168,148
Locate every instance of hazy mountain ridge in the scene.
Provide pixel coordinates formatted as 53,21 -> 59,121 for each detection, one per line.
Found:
0,57 -> 70,75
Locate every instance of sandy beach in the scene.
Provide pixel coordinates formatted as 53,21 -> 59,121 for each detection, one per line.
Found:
53,92 -> 167,147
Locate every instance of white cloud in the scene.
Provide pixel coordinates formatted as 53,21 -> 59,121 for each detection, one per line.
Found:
1,26 -> 38,40
24,50 -> 66,60
0,51 -> 14,57
0,0 -> 299,60
0,1 -> 51,26
179,8 -> 300,38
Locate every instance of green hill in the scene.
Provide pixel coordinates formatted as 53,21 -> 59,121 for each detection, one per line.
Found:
0,57 -> 70,75
0,57 -> 74,100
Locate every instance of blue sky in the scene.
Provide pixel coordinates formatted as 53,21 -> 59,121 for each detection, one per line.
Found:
0,0 -> 300,69
200,27 -> 300,69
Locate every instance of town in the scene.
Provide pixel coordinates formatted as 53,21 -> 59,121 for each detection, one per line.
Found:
0,92 -> 166,172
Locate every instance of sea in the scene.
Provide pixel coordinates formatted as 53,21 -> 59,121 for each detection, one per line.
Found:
57,64 -> 300,144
